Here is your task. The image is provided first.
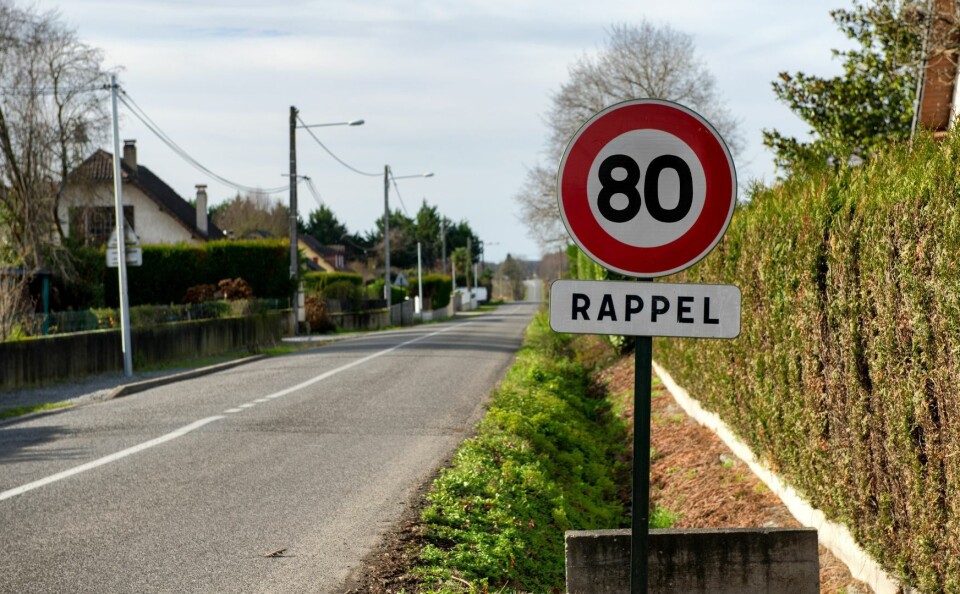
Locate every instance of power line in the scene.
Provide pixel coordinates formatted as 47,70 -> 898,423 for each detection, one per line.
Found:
388,171 -> 409,215
118,89 -> 290,195
303,177 -> 324,209
295,113 -> 379,178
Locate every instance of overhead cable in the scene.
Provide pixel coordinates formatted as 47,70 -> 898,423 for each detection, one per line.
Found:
295,113 -> 380,177
118,89 -> 290,195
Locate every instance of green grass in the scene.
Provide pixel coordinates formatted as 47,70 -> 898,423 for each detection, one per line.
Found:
413,311 -> 631,593
0,401 -> 72,420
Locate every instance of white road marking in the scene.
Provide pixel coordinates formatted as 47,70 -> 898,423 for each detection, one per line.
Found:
0,417 -> 224,501
224,408 -> 244,414
1,323 -> 467,502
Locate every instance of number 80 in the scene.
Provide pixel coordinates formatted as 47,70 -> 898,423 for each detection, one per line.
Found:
597,154 -> 693,224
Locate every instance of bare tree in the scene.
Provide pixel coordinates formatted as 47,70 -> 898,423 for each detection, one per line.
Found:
211,191 -> 290,239
516,22 -> 743,251
0,272 -> 32,340
0,2 -> 110,274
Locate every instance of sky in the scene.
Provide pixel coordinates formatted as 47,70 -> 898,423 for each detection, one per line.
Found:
40,0 -> 853,264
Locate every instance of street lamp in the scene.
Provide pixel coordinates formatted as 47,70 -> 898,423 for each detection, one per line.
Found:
383,166 -> 433,317
288,106 -> 364,333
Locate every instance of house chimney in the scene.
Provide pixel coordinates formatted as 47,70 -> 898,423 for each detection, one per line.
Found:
195,184 -> 208,234
122,139 -> 137,171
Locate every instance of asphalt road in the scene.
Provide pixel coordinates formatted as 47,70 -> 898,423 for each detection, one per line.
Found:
0,303 -> 538,593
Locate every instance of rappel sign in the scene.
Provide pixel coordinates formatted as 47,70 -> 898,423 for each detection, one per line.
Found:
550,98 -> 741,594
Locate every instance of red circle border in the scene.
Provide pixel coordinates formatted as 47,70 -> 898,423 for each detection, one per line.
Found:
558,99 -> 736,277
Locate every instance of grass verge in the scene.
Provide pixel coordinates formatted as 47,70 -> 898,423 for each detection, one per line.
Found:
412,311 -> 633,593
0,401 -> 72,420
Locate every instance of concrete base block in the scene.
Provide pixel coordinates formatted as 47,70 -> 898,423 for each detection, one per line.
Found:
566,527 -> 819,594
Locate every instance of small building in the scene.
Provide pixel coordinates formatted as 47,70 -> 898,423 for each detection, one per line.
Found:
913,0 -> 960,136
298,235 -> 347,272
59,140 -> 224,246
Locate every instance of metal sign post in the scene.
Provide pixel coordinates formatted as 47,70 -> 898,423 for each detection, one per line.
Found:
554,99 -> 739,593
632,332 -> 653,591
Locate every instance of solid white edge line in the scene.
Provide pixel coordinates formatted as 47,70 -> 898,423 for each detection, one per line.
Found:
2,323 -> 471,503
0,416 -> 225,502
652,361 -> 908,594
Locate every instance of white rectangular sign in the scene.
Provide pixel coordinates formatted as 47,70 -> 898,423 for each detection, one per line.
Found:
550,279 -> 740,339
106,246 -> 142,268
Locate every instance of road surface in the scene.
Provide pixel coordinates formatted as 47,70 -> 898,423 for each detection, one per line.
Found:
0,303 -> 537,593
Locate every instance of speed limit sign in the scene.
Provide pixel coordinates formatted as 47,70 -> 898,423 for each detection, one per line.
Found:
558,99 -> 736,278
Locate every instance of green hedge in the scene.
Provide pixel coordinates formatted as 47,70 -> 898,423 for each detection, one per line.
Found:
104,240 -> 294,306
654,133 -> 960,592
412,274 -> 453,310
302,271 -> 363,293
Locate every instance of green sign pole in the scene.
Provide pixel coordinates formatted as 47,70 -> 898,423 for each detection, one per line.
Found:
631,335 -> 653,594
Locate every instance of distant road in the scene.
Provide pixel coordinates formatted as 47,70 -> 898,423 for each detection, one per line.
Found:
524,278 -> 544,303
0,303 -> 537,593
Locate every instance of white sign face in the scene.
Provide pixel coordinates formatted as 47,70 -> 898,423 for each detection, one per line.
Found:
587,129 -> 708,248
549,279 -> 741,339
106,246 -> 142,268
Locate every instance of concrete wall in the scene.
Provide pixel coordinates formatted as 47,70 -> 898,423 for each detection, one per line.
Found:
390,300 -> 416,326
0,313 -> 283,391
327,309 -> 390,332
566,528 -> 819,594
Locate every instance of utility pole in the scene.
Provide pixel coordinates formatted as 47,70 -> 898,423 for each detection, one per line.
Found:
289,106 -> 300,334
110,74 -> 133,377
384,165 -> 392,315
440,218 -> 447,274
466,235 -> 473,301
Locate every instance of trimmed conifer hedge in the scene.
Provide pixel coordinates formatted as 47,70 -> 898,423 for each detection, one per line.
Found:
104,240 -> 294,306
653,134 -> 960,592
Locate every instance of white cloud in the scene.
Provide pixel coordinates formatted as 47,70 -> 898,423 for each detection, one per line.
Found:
39,0 -> 857,262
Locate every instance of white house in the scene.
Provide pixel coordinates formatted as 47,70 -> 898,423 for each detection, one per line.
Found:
59,140 -> 223,246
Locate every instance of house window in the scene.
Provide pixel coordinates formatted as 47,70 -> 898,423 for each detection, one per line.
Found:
69,206 -> 135,246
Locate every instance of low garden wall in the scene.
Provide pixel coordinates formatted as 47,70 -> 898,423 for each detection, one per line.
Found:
0,312 -> 283,391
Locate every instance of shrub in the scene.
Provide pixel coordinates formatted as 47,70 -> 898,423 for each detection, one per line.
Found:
412,274 -> 453,310
183,284 -> 217,304
215,277 -> 253,300
302,271 -> 363,293
304,294 -> 334,333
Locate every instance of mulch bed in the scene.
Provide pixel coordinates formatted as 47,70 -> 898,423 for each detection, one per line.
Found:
599,353 -> 873,594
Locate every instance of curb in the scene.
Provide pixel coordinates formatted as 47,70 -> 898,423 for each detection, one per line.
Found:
104,354 -> 268,400
0,355 -> 268,428
652,361 -> 909,594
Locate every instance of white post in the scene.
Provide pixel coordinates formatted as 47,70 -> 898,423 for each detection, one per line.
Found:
452,258 -> 457,310
417,241 -> 423,314
110,74 -> 133,377
384,165 -> 392,312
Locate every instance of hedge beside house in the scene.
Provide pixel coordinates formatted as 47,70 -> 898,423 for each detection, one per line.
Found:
104,240 -> 294,306
648,134 -> 960,592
